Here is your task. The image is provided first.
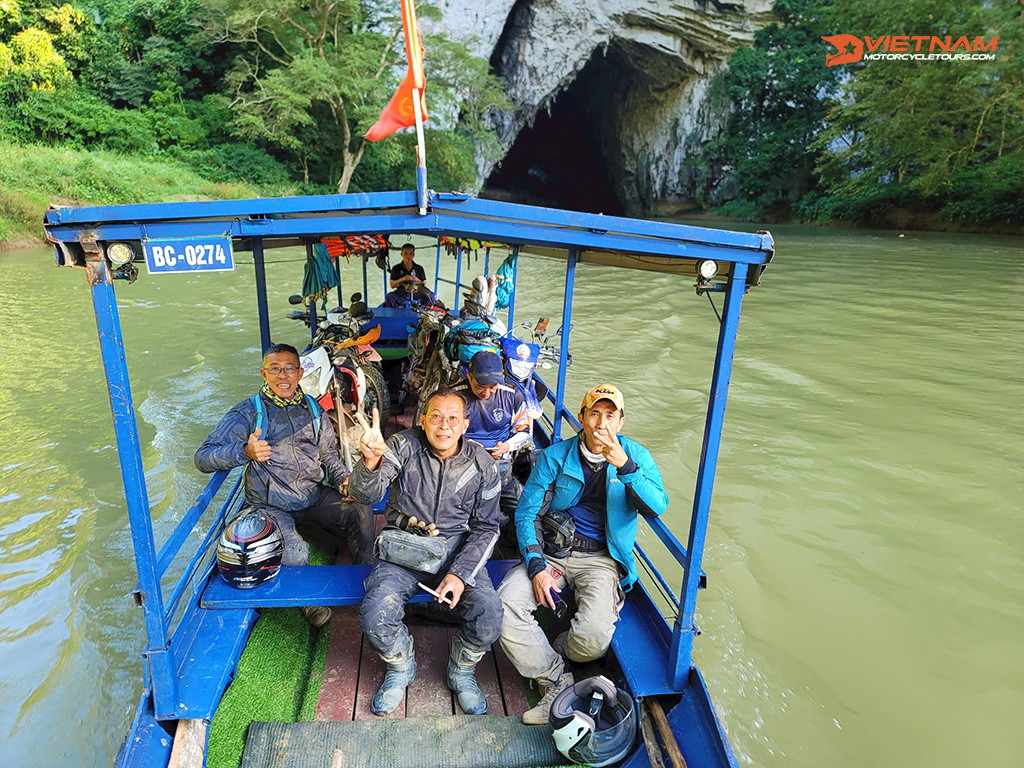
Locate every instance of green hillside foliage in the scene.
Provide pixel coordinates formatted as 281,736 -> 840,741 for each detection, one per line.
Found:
0,144 -> 263,244
0,0 -> 508,246
712,0 -> 1023,229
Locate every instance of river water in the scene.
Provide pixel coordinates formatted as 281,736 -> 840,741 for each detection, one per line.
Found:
0,224 -> 1021,767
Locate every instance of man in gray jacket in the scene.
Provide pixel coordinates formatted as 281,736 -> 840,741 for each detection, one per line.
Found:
350,389 -> 502,716
195,343 -> 374,627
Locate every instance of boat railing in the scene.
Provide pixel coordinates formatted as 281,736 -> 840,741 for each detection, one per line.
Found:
133,470 -> 244,629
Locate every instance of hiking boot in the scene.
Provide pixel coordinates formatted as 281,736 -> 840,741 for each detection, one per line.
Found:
372,636 -> 416,716
522,671 -> 574,725
447,635 -> 488,715
302,605 -> 332,628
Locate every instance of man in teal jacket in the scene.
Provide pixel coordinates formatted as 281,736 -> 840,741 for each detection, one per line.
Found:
496,384 -> 668,724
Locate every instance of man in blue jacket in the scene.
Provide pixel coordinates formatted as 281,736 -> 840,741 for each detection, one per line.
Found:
497,384 -> 668,724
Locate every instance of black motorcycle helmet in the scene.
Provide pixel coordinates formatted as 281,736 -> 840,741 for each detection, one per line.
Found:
550,675 -> 637,767
216,508 -> 284,589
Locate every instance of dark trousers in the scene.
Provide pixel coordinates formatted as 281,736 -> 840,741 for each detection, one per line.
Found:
360,561 -> 503,658
269,485 -> 375,566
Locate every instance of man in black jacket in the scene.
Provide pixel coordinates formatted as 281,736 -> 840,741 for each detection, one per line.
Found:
350,389 -> 502,716
195,343 -> 374,627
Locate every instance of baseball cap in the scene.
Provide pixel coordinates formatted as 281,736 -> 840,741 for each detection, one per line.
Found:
580,384 -> 625,413
469,351 -> 504,386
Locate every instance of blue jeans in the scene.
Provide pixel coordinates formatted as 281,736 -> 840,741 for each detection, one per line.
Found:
360,561 -> 503,658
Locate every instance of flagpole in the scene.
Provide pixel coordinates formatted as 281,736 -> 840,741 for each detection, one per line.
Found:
412,86 -> 427,215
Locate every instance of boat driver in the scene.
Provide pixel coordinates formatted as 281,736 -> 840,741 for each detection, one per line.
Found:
496,384 -> 669,724
451,350 -> 531,532
349,389 -> 503,717
389,242 -> 426,293
194,343 -> 375,628
383,242 -> 436,308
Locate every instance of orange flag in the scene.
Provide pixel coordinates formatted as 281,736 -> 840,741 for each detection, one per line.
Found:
365,0 -> 427,141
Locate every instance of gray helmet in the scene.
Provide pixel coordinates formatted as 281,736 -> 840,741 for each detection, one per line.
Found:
216,508 -> 283,589
550,675 -> 637,767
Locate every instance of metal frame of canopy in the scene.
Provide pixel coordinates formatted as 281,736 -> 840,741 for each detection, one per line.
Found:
43,189 -> 774,767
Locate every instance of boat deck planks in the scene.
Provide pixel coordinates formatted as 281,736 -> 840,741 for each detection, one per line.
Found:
314,605 -> 362,722
318,613 -> 530,722
406,624 -> 455,717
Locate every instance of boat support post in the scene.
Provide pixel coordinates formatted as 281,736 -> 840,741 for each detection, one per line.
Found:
506,244 -> 520,329
252,237 -> 272,353
453,244 -> 463,308
552,248 -> 578,441
670,261 -> 749,689
85,256 -> 177,714
304,241 -> 319,344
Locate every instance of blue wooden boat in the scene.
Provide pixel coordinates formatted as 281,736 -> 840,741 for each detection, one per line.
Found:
43,190 -> 774,768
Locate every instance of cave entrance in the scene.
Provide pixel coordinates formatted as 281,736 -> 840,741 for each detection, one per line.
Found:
482,53 -> 624,216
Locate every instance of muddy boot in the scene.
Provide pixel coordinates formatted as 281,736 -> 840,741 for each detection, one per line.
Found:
522,671 -> 574,725
302,605 -> 332,629
372,636 -> 416,716
446,635 -> 488,715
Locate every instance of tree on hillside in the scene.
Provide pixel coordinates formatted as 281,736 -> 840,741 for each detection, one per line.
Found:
201,0 -> 507,193
813,0 -> 1023,225
0,2 -> 88,93
715,0 -> 841,211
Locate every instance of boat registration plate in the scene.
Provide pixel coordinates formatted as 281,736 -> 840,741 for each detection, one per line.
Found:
144,237 -> 234,274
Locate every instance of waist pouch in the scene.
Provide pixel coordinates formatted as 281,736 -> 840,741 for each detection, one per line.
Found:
375,527 -> 457,574
541,508 -> 576,558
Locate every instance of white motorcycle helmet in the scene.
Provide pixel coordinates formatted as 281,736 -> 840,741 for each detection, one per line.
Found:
549,675 -> 637,767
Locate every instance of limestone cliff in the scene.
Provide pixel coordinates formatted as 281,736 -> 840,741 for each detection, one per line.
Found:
433,0 -> 774,215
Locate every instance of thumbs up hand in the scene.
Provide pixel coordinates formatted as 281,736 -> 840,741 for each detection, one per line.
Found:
244,427 -> 271,462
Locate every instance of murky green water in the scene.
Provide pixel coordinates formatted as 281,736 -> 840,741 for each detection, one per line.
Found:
1,224 -> 1021,767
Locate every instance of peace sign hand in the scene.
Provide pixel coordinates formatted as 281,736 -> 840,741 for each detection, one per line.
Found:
591,429 -> 628,469
353,408 -> 386,469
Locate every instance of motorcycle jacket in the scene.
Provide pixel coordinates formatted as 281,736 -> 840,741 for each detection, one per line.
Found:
349,428 -> 501,586
195,391 -> 349,512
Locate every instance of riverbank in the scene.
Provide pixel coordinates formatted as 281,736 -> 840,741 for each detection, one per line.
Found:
0,145 -> 269,252
635,200 -> 1024,237
5,145 -> 1020,252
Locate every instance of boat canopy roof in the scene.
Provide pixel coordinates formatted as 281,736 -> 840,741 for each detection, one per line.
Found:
43,190 -> 774,286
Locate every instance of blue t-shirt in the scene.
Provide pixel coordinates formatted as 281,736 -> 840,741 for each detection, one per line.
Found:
452,380 -> 528,450
566,454 -> 608,542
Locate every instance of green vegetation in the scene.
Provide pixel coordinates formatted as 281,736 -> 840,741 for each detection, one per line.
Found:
0,144 -> 263,245
711,0 -> 1024,230
0,0 -> 508,248
207,544 -> 331,768
2,0 -> 1018,240
205,608 -> 327,768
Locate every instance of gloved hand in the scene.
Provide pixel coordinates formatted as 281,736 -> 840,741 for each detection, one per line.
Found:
396,513 -> 438,537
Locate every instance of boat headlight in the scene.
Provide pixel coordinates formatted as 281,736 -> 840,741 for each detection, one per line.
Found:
697,259 -> 719,280
107,242 -> 136,267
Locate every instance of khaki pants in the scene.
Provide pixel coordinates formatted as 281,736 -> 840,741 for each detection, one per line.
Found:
496,551 -> 624,683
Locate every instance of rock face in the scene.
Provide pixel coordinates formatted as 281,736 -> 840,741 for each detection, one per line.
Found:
434,0 -> 774,215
